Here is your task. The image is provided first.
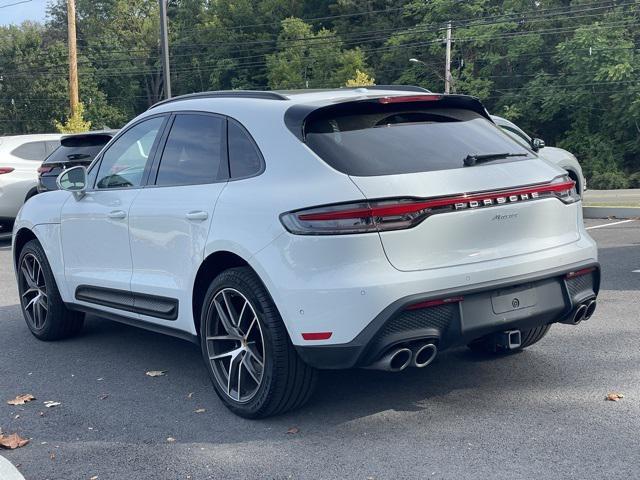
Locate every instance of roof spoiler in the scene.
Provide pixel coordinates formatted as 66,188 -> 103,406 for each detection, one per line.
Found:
284,93 -> 492,141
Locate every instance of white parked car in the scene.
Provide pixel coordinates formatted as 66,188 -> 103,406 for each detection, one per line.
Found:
13,88 -> 600,418
0,134 -> 62,225
491,115 -> 586,194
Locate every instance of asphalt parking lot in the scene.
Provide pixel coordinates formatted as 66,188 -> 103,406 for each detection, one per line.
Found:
0,219 -> 638,480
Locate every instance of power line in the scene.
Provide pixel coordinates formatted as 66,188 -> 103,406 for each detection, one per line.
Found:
0,0 -> 32,9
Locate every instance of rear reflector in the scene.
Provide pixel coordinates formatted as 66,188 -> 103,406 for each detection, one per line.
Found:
378,94 -> 443,104
0,167 -> 15,174
301,332 -> 333,341
37,166 -> 53,174
281,175 -> 579,235
566,267 -> 596,279
406,296 -> 464,310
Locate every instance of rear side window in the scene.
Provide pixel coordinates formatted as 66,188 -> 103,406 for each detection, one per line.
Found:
228,120 -> 263,179
304,104 -> 533,176
155,114 -> 226,186
11,141 -> 47,161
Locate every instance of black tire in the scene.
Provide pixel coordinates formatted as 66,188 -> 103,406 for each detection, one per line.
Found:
200,267 -> 317,419
468,325 -> 551,354
17,239 -> 84,340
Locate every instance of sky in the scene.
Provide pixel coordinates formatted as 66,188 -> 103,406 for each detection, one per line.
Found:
0,0 -> 49,26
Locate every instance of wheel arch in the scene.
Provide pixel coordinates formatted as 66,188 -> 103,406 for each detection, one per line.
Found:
13,227 -> 39,269
565,168 -> 581,194
192,250 -> 258,336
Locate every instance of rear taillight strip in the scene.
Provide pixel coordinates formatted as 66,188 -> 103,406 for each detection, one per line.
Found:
298,179 -> 576,222
281,175 -> 578,235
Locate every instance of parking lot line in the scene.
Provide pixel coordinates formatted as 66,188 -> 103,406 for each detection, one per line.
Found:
585,219 -> 636,230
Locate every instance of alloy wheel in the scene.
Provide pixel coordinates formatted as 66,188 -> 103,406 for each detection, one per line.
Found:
19,253 -> 48,330
205,288 -> 266,403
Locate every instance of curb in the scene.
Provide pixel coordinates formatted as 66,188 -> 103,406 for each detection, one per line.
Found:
583,206 -> 640,219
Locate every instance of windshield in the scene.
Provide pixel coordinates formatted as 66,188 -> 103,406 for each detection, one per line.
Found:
304,106 -> 534,176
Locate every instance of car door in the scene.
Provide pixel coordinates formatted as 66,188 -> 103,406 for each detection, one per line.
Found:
60,115 -> 167,314
128,112 -> 228,330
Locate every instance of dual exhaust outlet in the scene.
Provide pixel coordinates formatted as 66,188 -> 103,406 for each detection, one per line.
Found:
367,341 -> 438,372
566,299 -> 597,325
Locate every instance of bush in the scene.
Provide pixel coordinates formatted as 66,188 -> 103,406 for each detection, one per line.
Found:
628,172 -> 640,189
588,170 -> 630,190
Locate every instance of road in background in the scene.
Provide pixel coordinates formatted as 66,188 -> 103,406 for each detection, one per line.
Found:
583,189 -> 640,207
0,220 -> 638,479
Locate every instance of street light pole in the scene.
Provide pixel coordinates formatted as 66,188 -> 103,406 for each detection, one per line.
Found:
159,0 -> 171,99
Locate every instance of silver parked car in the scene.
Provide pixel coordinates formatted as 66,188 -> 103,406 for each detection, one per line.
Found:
491,115 -> 586,194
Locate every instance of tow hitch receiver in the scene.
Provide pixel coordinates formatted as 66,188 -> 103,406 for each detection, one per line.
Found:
496,330 -> 522,350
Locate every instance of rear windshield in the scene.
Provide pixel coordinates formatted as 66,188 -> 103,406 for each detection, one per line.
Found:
304,104 -> 534,176
44,136 -> 111,165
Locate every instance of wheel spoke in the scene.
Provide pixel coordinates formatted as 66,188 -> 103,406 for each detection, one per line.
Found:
21,287 -> 38,299
242,355 -> 262,384
213,297 -> 238,335
209,345 -> 243,361
227,352 -> 243,399
206,335 -> 240,342
245,316 -> 257,338
221,290 -> 239,328
236,300 -> 249,334
246,342 -> 264,367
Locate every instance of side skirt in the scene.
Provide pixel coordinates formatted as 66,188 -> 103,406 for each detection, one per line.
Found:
66,303 -> 199,345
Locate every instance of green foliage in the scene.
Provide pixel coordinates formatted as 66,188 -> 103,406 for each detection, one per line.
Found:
54,103 -> 92,133
0,0 -> 638,188
345,69 -> 375,87
266,17 -> 368,89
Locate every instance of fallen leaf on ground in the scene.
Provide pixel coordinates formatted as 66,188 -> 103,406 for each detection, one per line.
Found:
99,394 -> 109,400
194,408 -> 205,414
166,437 -> 176,443
187,392 -> 194,399
606,392 -> 624,401
7,394 -> 35,405
14,414 -> 20,420
286,427 -> 299,435
90,476 -> 98,480
38,411 -> 45,417
43,401 -> 61,408
146,370 -> 166,377
0,433 -> 30,449
50,452 -> 55,460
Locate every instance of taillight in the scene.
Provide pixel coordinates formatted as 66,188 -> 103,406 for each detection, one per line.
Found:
551,175 -> 580,204
0,167 -> 15,174
280,175 -> 580,235
37,166 -> 53,174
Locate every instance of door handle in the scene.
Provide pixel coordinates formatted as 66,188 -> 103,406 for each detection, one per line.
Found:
185,210 -> 208,221
108,210 -> 127,220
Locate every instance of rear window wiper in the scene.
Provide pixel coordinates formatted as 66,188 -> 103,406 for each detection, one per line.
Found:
463,152 -> 528,167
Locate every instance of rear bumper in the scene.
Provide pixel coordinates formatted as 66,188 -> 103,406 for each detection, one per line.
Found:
296,261 -> 600,369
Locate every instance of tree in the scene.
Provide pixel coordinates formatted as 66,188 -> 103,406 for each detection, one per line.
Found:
266,17 -> 370,89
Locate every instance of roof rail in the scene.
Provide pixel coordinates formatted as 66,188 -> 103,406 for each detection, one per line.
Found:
149,90 -> 289,109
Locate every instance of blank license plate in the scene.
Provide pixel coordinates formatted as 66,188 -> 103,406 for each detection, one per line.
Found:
491,284 -> 537,314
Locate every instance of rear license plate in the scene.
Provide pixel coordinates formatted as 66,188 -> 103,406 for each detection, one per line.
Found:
491,284 -> 537,314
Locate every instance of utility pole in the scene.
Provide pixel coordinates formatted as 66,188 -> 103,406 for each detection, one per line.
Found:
159,0 -> 171,99
66,0 -> 79,116
444,21 -> 452,94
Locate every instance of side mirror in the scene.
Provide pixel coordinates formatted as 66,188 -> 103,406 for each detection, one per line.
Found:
57,166 -> 87,199
531,138 -> 545,152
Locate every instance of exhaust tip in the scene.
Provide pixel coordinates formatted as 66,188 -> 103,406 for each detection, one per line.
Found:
583,300 -> 597,320
572,304 -> 587,324
412,343 -> 438,368
389,348 -> 413,372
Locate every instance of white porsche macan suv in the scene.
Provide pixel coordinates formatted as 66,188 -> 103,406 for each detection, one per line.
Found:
12,87 -> 600,418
